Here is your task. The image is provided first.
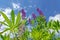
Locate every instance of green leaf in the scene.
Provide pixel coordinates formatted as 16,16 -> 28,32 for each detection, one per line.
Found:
0,28 -> 10,35
15,12 -> 21,26
21,20 -> 26,24
0,11 -> 11,26
56,20 -> 60,26
0,21 -> 8,26
31,20 -> 35,25
0,35 -> 4,40
15,20 -> 26,29
11,10 -> 15,25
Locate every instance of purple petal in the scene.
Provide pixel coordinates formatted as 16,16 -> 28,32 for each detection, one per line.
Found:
21,9 -> 26,19
36,8 -> 44,16
32,13 -> 36,19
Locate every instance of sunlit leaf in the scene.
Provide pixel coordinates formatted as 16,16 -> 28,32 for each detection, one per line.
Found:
0,11 -> 11,26
0,21 -> 8,26
15,12 -> 21,26
11,10 -> 15,25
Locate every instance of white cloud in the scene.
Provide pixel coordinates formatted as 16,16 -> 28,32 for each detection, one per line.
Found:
3,8 -> 12,18
0,15 -> 4,21
3,8 -> 12,15
0,8 -> 12,32
49,14 -> 60,21
12,3 -> 20,9
0,25 -> 9,32
0,8 -> 12,21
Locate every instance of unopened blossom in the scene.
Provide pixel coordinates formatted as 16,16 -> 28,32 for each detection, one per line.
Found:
21,9 -> 26,19
32,13 -> 36,19
36,8 -> 44,16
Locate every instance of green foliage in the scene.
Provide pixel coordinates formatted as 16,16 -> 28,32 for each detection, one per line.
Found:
0,10 -> 22,33
0,34 -> 11,40
0,10 -> 60,40
18,28 -> 29,40
11,10 -> 15,25
15,12 -> 21,26
0,11 -> 11,26
30,16 -> 60,40
0,10 -> 27,40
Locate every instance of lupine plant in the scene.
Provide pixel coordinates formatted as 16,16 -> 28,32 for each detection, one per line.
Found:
0,8 -> 60,40
30,8 -> 60,40
0,10 -> 28,40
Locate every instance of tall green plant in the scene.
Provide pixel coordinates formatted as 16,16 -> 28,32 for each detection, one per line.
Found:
0,10 -> 27,40
30,15 -> 60,40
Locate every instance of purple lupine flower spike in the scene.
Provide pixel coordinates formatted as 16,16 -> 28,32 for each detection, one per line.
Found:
21,9 -> 26,19
32,13 -> 36,19
37,8 -> 44,16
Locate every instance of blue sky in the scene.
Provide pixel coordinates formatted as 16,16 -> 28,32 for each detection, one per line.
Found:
0,0 -> 60,21
0,0 -> 60,37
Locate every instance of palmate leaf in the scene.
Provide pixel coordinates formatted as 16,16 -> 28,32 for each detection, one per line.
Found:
11,10 -> 15,25
15,12 -> 21,26
0,11 -> 11,26
15,20 -> 26,29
